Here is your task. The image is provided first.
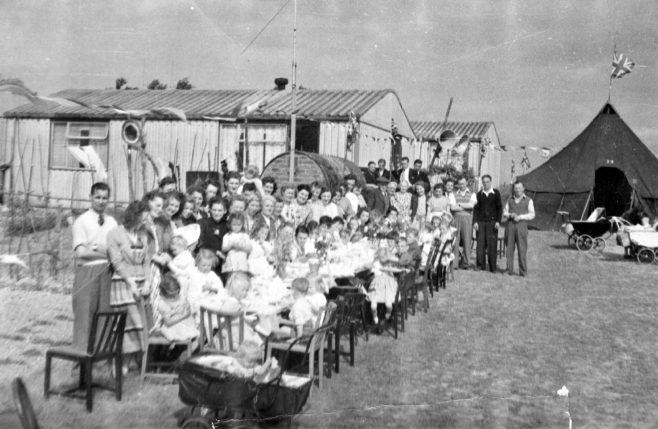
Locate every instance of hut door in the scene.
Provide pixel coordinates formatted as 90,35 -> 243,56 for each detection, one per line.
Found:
593,167 -> 632,216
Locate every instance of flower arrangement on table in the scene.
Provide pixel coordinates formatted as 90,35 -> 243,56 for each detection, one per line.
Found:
314,238 -> 330,263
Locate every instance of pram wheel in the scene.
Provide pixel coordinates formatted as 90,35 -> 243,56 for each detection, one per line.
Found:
567,235 -> 577,248
181,416 -> 212,429
637,248 -> 655,264
593,237 -> 606,252
576,235 -> 593,251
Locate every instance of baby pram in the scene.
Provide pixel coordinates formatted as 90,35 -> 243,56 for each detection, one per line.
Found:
177,336 -> 313,428
559,208 -> 625,252
625,230 -> 658,264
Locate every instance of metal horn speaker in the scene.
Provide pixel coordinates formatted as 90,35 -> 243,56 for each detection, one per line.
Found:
121,120 -> 142,145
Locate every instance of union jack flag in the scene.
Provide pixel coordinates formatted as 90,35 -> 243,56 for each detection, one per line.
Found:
611,53 -> 635,79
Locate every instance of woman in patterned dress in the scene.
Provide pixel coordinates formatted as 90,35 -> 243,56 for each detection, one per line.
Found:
142,191 -> 173,331
107,201 -> 152,371
392,180 -> 413,222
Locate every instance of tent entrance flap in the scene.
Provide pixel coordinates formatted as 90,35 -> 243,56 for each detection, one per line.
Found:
593,167 -> 632,217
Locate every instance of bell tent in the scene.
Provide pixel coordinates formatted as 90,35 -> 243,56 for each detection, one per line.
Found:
518,103 -> 658,230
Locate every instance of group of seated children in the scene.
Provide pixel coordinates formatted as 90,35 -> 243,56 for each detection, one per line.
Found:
366,218 -> 453,325
148,209 -> 458,352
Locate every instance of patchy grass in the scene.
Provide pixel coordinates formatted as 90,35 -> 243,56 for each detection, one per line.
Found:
0,231 -> 656,428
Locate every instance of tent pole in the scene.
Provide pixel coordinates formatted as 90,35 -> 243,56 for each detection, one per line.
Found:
580,190 -> 592,220
554,192 -> 565,230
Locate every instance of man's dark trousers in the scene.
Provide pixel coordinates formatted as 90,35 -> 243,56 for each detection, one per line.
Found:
476,221 -> 498,272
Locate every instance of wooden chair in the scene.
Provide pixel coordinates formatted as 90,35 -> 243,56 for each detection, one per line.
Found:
12,378 -> 40,429
424,239 -> 442,295
328,294 -> 360,373
44,311 -> 127,412
415,248 -> 434,313
139,300 -> 195,383
401,259 -> 421,319
265,302 -> 337,390
437,238 -> 455,290
198,306 -> 245,352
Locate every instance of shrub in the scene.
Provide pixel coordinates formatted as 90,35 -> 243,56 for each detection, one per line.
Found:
4,208 -> 60,236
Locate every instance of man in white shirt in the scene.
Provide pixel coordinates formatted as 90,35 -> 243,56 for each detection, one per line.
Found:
71,182 -> 118,351
450,177 -> 477,269
396,157 -> 413,185
503,180 -> 535,276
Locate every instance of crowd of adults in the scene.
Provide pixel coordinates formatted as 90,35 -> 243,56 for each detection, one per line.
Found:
70,158 -> 535,376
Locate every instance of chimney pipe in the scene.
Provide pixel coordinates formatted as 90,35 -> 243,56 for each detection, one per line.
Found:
274,77 -> 289,91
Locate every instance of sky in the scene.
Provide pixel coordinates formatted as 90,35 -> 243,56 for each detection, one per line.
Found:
1,0 -> 657,175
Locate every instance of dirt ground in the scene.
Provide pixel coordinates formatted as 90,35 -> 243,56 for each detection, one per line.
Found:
1,231 -> 657,428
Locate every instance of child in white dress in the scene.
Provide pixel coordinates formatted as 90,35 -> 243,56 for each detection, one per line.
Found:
222,213 -> 252,276
248,223 -> 275,279
187,249 -> 226,318
167,236 -> 196,293
153,274 -> 198,343
368,248 -> 407,324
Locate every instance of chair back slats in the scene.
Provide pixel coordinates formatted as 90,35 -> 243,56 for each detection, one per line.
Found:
435,238 -> 454,272
321,301 -> 338,328
98,314 -> 119,355
425,240 -> 441,280
335,295 -> 358,331
89,311 -> 127,356
93,316 -> 110,355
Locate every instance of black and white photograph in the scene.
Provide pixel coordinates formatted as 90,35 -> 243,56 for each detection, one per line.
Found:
0,1 -> 657,427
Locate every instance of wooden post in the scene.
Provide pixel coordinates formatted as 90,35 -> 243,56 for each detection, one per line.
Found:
125,144 -> 135,202
244,118 -> 249,171
428,97 -> 453,170
195,139 -> 209,171
580,190 -> 592,221
112,171 -> 118,214
54,205 -> 63,279
189,134 -> 198,172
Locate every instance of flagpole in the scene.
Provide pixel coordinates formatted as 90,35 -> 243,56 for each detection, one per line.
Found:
288,0 -> 297,183
607,42 -> 616,102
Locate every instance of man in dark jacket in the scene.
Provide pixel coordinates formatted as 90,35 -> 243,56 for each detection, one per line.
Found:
369,176 -> 391,216
473,175 -> 502,272
377,158 -> 393,180
412,159 -> 430,187
363,161 -> 379,185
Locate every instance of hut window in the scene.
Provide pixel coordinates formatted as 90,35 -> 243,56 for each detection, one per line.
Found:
50,122 -> 109,170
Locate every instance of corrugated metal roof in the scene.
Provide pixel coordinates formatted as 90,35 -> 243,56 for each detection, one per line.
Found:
411,121 -> 493,141
4,88 -> 394,121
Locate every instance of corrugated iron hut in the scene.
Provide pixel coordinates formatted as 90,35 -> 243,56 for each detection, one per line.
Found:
1,85 -> 417,205
411,121 -> 503,188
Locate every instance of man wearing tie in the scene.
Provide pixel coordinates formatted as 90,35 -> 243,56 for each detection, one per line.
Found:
71,182 -> 118,350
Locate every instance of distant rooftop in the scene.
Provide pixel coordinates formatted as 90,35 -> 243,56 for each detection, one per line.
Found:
411,121 -> 494,142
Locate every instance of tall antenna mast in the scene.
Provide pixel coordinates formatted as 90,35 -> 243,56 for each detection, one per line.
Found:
288,0 -> 298,183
